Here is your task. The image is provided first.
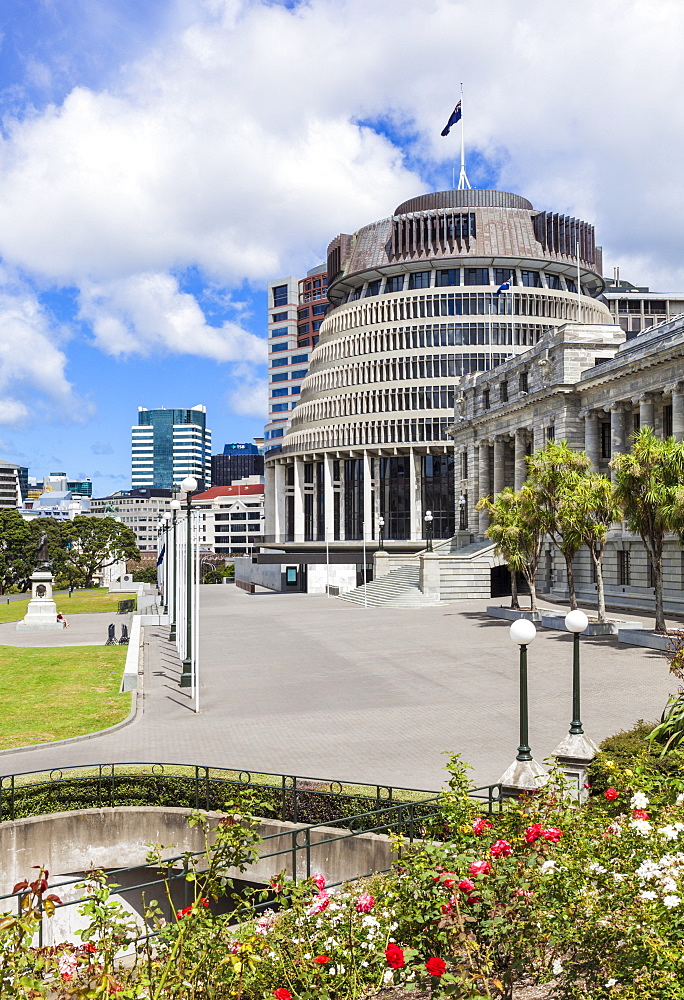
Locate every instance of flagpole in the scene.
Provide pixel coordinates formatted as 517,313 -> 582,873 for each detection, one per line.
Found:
458,83 -> 471,191
576,240 -> 582,324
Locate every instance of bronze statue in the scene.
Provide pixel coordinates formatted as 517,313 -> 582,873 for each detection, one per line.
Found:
36,531 -> 51,570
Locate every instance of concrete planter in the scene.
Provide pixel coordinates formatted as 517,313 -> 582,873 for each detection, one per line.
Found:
486,606 -> 542,623
542,614 -> 643,636
617,628 -> 683,651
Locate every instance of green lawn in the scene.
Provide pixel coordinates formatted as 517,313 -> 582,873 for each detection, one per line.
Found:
0,644 -> 130,750
0,588 -> 136,624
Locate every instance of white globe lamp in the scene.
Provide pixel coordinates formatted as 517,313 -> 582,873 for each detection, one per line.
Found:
509,618 -> 537,646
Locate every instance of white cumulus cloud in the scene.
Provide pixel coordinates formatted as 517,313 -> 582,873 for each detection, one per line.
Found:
78,273 -> 267,361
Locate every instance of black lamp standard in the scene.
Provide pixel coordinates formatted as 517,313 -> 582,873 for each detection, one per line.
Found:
564,609 -> 589,735
168,499 -> 181,642
161,512 -> 172,614
179,476 -> 197,689
459,494 -> 467,531
509,618 -> 537,762
424,509 -> 433,552
378,515 -> 385,550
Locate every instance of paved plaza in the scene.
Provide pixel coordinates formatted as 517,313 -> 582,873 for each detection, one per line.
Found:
0,611 -> 133,648
0,586 -> 676,790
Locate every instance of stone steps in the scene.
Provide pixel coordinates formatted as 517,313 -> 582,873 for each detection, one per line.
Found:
337,565 -> 444,608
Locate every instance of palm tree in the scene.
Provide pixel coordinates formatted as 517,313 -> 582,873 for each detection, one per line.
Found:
557,473 -> 620,623
611,427 -> 684,632
526,440 -> 591,610
477,486 -> 546,611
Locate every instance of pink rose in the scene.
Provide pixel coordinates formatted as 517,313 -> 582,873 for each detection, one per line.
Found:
541,828 -> 562,843
632,809 -> 649,821
468,860 -> 492,876
490,839 -> 512,858
355,892 -> 375,913
458,878 -> 476,894
472,817 -> 493,835
307,892 -> 329,916
311,873 -> 326,892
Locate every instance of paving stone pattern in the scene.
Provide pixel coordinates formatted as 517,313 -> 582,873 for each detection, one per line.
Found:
0,588 -> 676,790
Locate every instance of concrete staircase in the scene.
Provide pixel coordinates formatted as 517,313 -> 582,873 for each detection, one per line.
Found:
337,565 -> 443,608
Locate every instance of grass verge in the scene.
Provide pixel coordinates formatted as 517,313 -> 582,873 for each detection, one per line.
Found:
0,643 -> 130,750
0,589 -> 136,623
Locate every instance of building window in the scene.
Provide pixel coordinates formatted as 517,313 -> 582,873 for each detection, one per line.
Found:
385,275 -> 405,293
435,268 -> 459,287
521,270 -> 542,287
365,280 -> 381,297
618,550 -> 630,586
271,388 -> 288,397
272,311 -> 288,321
297,337 -> 311,347
271,342 -> 289,353
298,324 -> 310,335
483,388 -> 490,410
546,274 -> 562,290
271,326 -> 289,337
298,307 -> 309,319
272,284 -> 288,307
292,353 -> 308,363
272,403 -> 289,412
290,386 -> 301,394
601,422 -> 611,459
566,278 -> 577,293
408,271 -> 431,290
291,369 -> 308,379
663,403 -> 673,438
519,371 -> 529,394
546,425 -> 555,441
464,268 -> 489,286
312,320 -> 322,331
231,512 -> 247,520
312,303 -> 327,315
272,372 -> 288,382
500,380 -> 508,402
271,357 -> 289,367
493,267 -> 515,286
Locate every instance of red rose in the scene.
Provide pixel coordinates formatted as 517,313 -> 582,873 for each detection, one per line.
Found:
524,824 -> 544,843
472,817 -> 493,835
311,873 -> 326,891
632,809 -> 649,821
468,860 -> 492,876
273,991 -> 292,1000
541,828 -> 562,843
490,839 -> 512,858
458,878 -> 476,894
314,954 -> 329,964
425,956 -> 447,976
385,943 -> 405,969
605,788 -> 619,801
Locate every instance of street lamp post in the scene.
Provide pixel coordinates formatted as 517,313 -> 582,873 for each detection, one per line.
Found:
378,516 -> 385,550
168,499 -> 181,642
424,510 -> 433,552
565,609 -> 589,735
499,618 -> 547,794
162,512 -> 172,614
459,494 -> 467,531
179,476 -> 197,689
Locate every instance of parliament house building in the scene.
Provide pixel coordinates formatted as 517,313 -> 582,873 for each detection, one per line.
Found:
262,188 -> 612,561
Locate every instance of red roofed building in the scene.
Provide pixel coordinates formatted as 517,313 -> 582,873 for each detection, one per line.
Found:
191,476 -> 264,555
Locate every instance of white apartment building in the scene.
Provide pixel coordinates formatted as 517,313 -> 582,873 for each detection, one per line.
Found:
132,406 -> 212,490
192,478 -> 265,555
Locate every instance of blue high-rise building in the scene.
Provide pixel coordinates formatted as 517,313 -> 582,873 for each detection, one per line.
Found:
131,405 -> 212,490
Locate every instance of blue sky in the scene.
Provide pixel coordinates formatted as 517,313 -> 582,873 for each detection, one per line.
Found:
0,0 -> 682,495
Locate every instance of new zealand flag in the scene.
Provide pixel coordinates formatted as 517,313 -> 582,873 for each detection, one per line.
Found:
441,101 -> 462,136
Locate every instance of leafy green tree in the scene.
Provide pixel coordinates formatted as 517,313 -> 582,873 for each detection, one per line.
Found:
60,516 -> 140,588
557,473 -> 620,623
0,509 -> 36,593
526,440 -> 591,610
611,427 -> 684,632
477,485 -> 546,611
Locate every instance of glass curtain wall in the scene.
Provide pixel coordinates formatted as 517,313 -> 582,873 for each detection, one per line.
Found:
343,459 -> 364,539
422,455 -> 455,538
379,457 -> 411,539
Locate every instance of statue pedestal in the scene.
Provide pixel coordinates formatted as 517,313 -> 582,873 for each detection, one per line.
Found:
16,570 -> 62,631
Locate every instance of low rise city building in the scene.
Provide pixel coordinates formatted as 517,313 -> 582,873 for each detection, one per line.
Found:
21,491 -> 92,521
192,477 -> 265,556
0,459 -> 24,508
90,488 -> 174,551
211,442 -> 264,486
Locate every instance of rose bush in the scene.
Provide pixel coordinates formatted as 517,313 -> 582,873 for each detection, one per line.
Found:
3,756 -> 684,998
